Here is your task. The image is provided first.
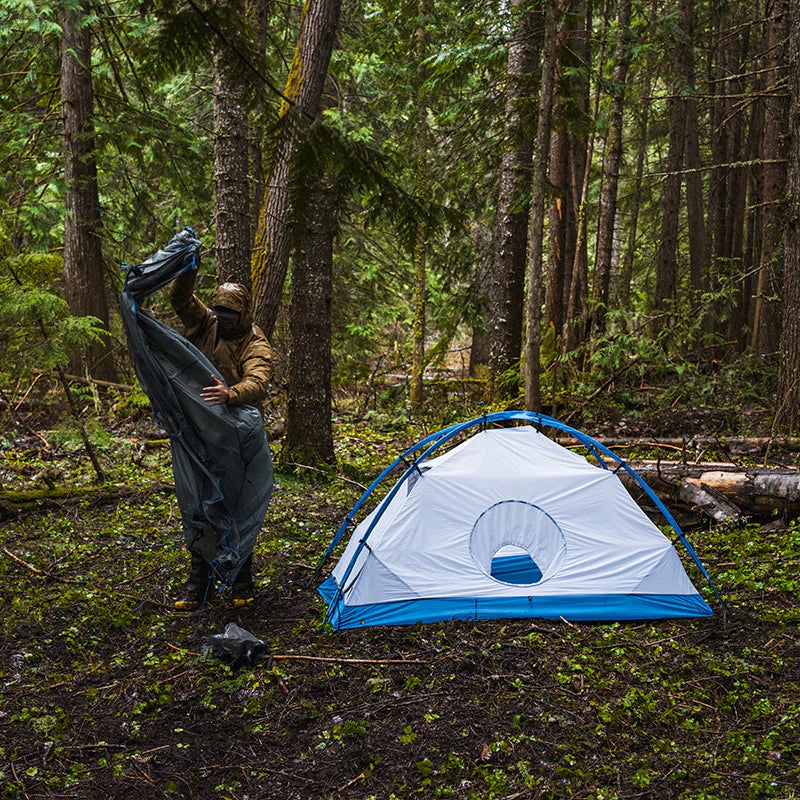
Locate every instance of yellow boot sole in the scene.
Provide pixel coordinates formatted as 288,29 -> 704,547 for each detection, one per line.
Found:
173,598 -> 201,611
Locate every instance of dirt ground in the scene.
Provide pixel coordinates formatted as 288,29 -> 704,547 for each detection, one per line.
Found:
1,407 -> 799,799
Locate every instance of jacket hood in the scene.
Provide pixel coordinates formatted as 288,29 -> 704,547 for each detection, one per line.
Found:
210,283 -> 252,337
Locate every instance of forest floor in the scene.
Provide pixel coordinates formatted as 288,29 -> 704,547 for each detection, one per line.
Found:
1,395 -> 799,800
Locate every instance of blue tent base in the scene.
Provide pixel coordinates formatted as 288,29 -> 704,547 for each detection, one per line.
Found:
318,575 -> 713,630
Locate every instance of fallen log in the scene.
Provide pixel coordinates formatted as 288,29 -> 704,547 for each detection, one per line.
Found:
557,435 -> 800,456
0,482 -> 175,520
614,461 -> 800,521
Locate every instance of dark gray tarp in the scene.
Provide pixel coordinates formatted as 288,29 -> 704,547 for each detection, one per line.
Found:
120,228 -> 273,584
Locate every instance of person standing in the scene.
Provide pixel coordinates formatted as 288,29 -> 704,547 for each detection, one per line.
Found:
169,268 -> 274,609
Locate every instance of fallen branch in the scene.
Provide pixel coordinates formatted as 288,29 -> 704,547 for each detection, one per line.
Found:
35,369 -> 135,392
282,461 -> 368,491
270,654 -> 425,665
1,547 -> 81,584
165,642 -> 425,665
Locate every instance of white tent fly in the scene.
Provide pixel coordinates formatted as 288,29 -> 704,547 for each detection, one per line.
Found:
318,412 -> 720,629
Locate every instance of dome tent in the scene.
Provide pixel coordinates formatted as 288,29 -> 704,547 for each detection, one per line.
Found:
317,412 -> 721,629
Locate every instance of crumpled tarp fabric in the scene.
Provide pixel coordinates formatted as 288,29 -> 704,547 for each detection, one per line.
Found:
120,228 -> 273,585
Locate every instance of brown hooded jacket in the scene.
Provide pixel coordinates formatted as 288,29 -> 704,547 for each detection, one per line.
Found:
170,270 -> 273,408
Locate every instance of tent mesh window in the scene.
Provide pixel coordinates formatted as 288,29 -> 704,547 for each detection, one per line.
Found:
469,500 -> 567,586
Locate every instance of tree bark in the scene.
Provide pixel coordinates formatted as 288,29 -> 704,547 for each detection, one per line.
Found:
592,0 -> 632,334
213,0 -> 251,285
487,0 -> 539,399
285,173 -> 336,465
409,0 -> 428,408
250,0 -> 342,339
246,0 -> 271,251
468,222 -> 493,376
615,0 -> 657,312
777,0 -> 800,432
545,0 -> 584,341
680,0 -> 706,295
60,2 -> 117,382
562,0 -> 599,355
654,17 -> 688,313
751,0 -> 788,355
545,123 -> 570,337
523,0 -> 558,412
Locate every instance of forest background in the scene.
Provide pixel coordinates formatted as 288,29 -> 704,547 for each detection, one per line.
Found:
3,0 -> 800,454
3,2 -> 800,799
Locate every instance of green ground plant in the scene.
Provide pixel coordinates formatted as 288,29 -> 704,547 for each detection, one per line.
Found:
1,413 -> 800,798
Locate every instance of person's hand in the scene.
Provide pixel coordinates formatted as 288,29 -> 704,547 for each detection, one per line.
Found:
200,374 -> 229,406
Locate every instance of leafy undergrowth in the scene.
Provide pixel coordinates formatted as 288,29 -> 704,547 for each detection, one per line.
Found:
1,420 -> 800,800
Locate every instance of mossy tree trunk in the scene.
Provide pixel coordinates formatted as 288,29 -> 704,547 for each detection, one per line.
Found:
615,0 -> 657,312
60,1 -> 117,382
681,0 -> 707,296
250,0 -> 342,339
559,0 -> 592,356
246,0 -> 271,252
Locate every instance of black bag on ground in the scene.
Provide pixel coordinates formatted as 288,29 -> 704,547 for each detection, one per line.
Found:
203,623 -> 267,666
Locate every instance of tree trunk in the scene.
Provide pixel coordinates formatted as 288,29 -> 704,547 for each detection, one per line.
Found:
213,0 -> 251,285
722,22 -> 751,346
777,0 -> 800,432
468,222 -> 493,376
592,0 -> 632,335
250,0 -> 342,338
285,174 -> 336,465
741,68 -> 765,347
545,123 -> 569,337
680,0 -> 706,295
523,0 -> 558,412
751,0 -> 788,355
707,9 -> 728,291
562,0 -> 599,355
487,0 -> 539,400
409,0 -> 428,408
654,88 -> 686,311
615,0 -> 657,312
545,0 -> 583,342
559,0 -> 592,354
246,0 -> 271,253
60,2 -> 117,382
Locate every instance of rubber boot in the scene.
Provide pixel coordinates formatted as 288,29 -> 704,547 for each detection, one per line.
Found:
231,554 -> 255,607
173,552 -> 212,611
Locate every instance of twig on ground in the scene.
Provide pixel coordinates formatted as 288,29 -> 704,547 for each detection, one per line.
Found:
337,771 -> 366,792
271,654 -> 425,665
1,547 -> 80,583
284,460 -> 367,491
165,642 -> 425,665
